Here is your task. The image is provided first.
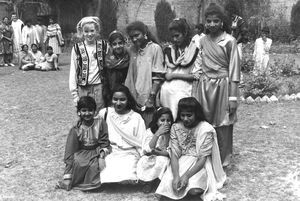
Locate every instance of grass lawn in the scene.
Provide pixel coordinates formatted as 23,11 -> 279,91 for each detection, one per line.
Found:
0,52 -> 299,201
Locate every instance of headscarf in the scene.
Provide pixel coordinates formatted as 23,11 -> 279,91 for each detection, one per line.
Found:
76,16 -> 101,37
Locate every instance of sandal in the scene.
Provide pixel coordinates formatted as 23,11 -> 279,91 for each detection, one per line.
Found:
55,181 -> 72,191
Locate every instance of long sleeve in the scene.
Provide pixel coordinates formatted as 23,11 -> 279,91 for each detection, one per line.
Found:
152,43 -> 166,77
228,38 -> 240,82
69,47 -> 79,102
142,129 -> 155,154
64,127 -> 80,177
97,118 -> 111,155
169,124 -> 182,159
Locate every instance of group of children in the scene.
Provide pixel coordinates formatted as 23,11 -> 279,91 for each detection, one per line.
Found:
58,3 -> 247,200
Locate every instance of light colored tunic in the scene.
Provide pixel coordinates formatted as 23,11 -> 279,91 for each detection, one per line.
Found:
36,53 -> 57,71
160,38 -> 199,119
11,19 -> 24,52
125,41 -> 165,106
253,37 -> 272,75
31,50 -> 44,64
137,129 -> 170,181
22,25 -> 38,47
156,121 -> 226,201
98,107 -> 146,183
46,23 -> 63,54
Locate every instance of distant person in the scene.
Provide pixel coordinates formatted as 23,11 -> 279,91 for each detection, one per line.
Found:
11,13 -> 24,54
19,44 -> 35,70
0,17 -> 14,66
35,46 -> 58,71
253,27 -> 272,75
44,16 -> 63,60
34,19 -> 47,53
57,96 -> 110,191
30,43 -> 44,65
22,19 -> 38,48
192,23 -> 205,48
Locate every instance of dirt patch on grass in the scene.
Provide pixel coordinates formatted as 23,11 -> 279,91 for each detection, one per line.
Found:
0,52 -> 299,201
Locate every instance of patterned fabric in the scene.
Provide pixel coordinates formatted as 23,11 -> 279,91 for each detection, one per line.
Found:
46,23 -> 63,54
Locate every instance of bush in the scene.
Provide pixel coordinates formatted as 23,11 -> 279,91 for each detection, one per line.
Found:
269,56 -> 300,77
99,0 -> 117,39
243,73 -> 280,98
154,0 -> 176,42
291,0 -> 300,36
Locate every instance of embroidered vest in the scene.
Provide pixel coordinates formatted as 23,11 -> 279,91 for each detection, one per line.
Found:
74,40 -> 107,86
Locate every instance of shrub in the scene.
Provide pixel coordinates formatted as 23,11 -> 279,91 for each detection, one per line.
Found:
291,0 -> 300,36
99,0 -> 117,39
243,73 -> 280,98
154,0 -> 176,42
269,56 -> 300,77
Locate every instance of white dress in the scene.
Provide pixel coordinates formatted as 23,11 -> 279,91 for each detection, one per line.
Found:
136,129 -> 170,181
11,19 -> 24,52
253,37 -> 272,75
98,107 -> 147,183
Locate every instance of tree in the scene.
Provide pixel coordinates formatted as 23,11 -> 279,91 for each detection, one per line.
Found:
99,0 -> 117,39
291,0 -> 300,36
154,0 -> 176,42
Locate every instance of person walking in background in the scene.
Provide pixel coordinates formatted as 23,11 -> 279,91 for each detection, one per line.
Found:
253,27 -> 272,76
11,12 -> 24,63
0,17 -> 14,66
192,3 -> 240,167
160,18 -> 200,119
22,19 -> 38,48
44,16 -> 63,61
69,16 -> 108,114
125,21 -> 165,127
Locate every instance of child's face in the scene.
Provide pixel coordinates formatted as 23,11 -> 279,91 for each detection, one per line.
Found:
171,30 -> 185,47
83,23 -> 97,43
180,110 -> 196,128
78,107 -> 95,123
111,38 -> 125,55
205,14 -> 222,34
112,91 -> 128,114
31,45 -> 37,52
157,113 -> 172,128
128,30 -> 146,48
47,48 -> 53,54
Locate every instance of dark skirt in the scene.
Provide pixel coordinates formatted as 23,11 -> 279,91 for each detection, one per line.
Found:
71,149 -> 101,191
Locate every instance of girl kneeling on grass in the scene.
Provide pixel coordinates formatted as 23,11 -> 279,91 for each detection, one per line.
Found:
58,96 -> 111,191
156,97 -> 226,201
137,107 -> 174,193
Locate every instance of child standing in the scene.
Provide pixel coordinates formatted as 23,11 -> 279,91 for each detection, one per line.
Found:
137,107 -> 174,193
69,16 -> 109,114
156,97 -> 226,201
253,27 -> 272,75
58,96 -> 110,191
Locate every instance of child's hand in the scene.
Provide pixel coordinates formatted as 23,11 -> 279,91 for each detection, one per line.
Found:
156,124 -> 170,136
99,158 -> 106,171
165,73 -> 173,81
172,176 -> 180,193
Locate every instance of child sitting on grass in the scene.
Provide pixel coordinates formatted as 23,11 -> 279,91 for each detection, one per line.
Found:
57,96 -> 111,191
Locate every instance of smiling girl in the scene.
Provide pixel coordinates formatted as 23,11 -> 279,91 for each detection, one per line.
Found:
69,16 -> 109,114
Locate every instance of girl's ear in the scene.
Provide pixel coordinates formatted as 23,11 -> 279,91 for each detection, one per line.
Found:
77,112 -> 81,116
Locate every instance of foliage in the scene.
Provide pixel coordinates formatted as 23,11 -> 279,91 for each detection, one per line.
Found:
291,0 -> 300,36
269,55 -> 300,77
99,0 -> 118,39
154,0 -> 176,42
243,73 -> 280,98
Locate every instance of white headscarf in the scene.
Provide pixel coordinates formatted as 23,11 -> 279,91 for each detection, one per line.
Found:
76,16 -> 101,37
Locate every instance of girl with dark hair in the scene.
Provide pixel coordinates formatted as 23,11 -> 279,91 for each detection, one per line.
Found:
105,30 -> 130,92
125,21 -> 165,127
19,44 -> 35,70
156,97 -> 226,201
58,96 -> 111,191
192,3 -> 240,167
35,45 -> 58,71
160,18 -> 201,119
137,107 -> 173,193
44,16 -> 63,59
98,84 -> 147,184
